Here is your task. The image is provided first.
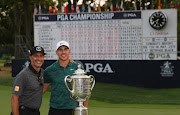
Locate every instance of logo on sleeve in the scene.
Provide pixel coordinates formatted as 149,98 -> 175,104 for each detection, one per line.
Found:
14,86 -> 19,91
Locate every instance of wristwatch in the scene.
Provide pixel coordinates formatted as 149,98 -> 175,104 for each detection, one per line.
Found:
149,11 -> 167,29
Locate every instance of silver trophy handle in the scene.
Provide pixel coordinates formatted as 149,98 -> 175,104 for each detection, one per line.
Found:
64,75 -> 72,93
89,75 -> 95,91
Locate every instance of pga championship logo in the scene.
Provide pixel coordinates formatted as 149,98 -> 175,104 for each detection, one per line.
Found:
85,63 -> 114,73
160,61 -> 174,77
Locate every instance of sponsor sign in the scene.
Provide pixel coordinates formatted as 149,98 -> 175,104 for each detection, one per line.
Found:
12,60 -> 180,88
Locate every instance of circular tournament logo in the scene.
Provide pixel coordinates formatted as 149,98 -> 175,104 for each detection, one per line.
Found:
38,16 -> 42,20
149,53 -> 155,60
123,13 -> 128,18
164,37 -> 167,41
152,38 -> 155,42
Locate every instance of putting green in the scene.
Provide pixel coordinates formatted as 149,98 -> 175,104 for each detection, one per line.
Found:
1,85 -> 180,115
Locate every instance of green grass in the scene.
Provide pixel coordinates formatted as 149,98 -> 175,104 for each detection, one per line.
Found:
0,76 -> 14,86
1,85 -> 180,115
2,76 -> 180,105
0,59 -> 6,66
91,83 -> 180,105
2,75 -> 180,114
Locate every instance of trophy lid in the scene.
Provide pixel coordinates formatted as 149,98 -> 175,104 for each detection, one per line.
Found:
74,64 -> 86,75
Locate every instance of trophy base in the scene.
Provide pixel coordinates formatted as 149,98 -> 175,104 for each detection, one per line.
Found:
73,106 -> 88,115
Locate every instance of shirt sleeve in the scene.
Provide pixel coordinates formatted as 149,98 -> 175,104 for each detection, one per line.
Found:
12,73 -> 26,96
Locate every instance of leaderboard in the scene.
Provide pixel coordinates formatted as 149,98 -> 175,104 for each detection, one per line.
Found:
34,10 -> 177,60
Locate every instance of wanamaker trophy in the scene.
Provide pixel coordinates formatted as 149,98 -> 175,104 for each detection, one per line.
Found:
64,64 -> 95,115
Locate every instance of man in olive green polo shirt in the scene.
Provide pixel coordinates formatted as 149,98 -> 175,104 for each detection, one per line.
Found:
43,41 -> 88,115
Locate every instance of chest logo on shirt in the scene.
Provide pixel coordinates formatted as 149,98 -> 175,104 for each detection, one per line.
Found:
14,86 -> 19,91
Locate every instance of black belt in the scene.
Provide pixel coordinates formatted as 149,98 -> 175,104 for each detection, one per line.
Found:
19,106 -> 39,112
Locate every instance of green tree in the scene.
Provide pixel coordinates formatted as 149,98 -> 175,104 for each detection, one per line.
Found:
0,1 -> 14,45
